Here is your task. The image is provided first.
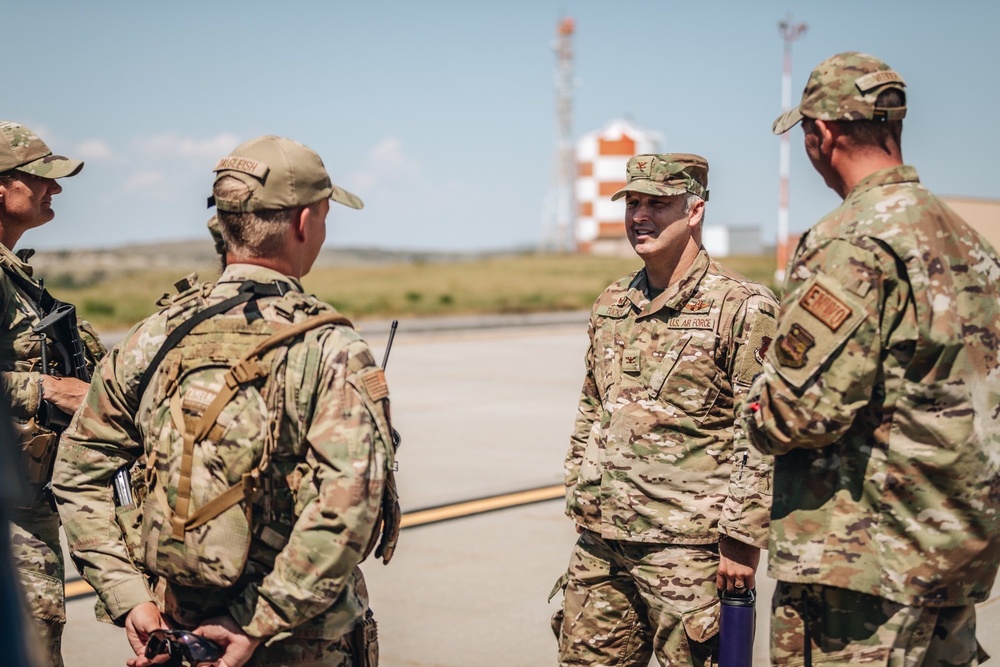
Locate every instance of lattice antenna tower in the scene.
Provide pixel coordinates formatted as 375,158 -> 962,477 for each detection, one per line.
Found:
551,16 -> 577,252
776,14 -> 807,282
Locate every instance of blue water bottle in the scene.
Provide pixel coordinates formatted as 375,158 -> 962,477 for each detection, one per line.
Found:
718,588 -> 755,667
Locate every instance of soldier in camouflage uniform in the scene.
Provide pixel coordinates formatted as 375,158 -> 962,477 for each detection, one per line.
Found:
742,52 -> 1000,666
554,154 -> 778,666
0,120 -> 105,667
53,135 -> 398,667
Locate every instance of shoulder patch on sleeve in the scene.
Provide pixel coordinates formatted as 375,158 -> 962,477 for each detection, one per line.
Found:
734,300 -> 778,386
770,271 -> 872,390
359,368 -> 389,402
800,283 -> 852,331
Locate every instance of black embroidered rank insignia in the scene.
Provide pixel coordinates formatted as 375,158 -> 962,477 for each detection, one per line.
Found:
775,324 -> 814,369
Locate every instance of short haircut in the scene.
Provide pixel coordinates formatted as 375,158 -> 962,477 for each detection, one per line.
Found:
684,192 -> 705,224
832,88 -> 905,151
213,175 -> 295,258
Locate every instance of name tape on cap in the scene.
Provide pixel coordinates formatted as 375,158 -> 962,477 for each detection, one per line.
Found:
213,156 -> 269,179
855,70 -> 905,93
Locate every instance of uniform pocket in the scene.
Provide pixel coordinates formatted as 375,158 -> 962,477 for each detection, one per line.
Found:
548,572 -> 569,639
681,596 -> 720,644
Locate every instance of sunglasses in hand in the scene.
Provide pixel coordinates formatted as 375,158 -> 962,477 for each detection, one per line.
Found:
144,629 -> 224,665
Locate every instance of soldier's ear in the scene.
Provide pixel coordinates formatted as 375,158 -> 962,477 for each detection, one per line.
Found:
290,206 -> 309,242
813,119 -> 839,155
687,198 -> 705,228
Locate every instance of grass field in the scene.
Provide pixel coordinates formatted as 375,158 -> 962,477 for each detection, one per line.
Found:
54,253 -> 778,332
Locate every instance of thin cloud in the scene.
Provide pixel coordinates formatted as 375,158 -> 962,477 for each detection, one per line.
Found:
123,170 -> 166,193
133,133 -> 241,161
348,137 -> 422,191
76,139 -> 113,160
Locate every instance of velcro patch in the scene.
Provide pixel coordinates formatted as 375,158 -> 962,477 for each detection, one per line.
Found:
667,315 -> 716,330
213,156 -> 269,179
775,324 -> 815,369
622,349 -> 641,374
754,337 -> 773,364
684,299 -> 713,313
801,283 -> 852,331
734,301 -> 777,386
596,305 -> 629,319
360,368 -> 389,401
855,70 -> 905,93
182,385 -> 217,414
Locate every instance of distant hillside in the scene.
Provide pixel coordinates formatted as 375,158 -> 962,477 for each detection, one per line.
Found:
27,239 -> 513,288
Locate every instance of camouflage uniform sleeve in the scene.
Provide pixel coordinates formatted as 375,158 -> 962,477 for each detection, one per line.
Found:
0,369 -> 42,421
718,292 -> 777,548
52,340 -> 153,622
564,315 -> 600,497
743,238 -> 885,455
231,335 -> 390,640
0,277 -> 42,420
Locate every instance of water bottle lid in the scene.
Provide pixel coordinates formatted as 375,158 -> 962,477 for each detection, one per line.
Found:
720,588 -> 756,606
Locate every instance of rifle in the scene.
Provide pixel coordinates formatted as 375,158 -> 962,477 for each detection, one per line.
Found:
32,300 -> 92,431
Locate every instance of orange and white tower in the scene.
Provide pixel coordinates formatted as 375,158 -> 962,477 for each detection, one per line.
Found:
575,119 -> 661,254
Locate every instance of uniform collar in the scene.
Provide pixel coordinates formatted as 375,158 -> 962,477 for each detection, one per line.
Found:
627,248 -> 712,317
217,263 -> 304,293
845,165 -> 919,203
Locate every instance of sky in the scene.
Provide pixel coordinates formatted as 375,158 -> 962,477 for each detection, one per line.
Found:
7,1 -> 1000,253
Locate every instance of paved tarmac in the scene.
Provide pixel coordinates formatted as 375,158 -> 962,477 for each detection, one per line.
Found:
57,315 -> 1000,666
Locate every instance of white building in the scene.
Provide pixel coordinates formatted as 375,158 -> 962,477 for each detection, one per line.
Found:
575,119 -> 661,255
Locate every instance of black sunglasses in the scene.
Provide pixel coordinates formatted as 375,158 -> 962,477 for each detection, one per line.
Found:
145,629 -> 223,665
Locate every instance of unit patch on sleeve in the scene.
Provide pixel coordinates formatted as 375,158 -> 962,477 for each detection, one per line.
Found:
801,283 -> 852,331
775,323 -> 815,369
754,336 -> 773,365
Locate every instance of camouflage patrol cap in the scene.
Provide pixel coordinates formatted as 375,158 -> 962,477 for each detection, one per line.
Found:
0,121 -> 83,178
611,153 -> 709,202
209,135 -> 363,213
773,51 -> 907,135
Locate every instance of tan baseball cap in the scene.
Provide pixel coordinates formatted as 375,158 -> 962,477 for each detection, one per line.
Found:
0,121 -> 84,178
773,51 -> 907,135
612,153 -> 709,202
209,135 -> 363,213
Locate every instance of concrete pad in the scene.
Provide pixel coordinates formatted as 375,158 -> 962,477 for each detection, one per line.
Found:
56,319 -> 1000,666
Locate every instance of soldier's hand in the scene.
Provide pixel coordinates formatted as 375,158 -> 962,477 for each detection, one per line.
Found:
193,614 -> 262,667
717,536 -> 761,593
40,375 -> 89,414
124,602 -> 169,665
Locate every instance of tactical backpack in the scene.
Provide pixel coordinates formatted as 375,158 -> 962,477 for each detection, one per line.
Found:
136,281 -> 356,588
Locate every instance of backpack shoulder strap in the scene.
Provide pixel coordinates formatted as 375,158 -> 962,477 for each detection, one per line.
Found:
169,311 -> 353,540
136,280 -> 294,400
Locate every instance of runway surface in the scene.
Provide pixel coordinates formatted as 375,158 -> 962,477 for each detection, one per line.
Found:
58,315 -> 1000,666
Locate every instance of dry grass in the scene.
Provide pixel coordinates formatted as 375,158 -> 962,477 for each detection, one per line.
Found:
52,253 -> 777,331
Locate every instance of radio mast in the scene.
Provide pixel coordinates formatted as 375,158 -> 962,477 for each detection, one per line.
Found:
776,15 -> 807,282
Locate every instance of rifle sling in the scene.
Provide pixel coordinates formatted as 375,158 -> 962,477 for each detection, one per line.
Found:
0,260 -> 57,315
